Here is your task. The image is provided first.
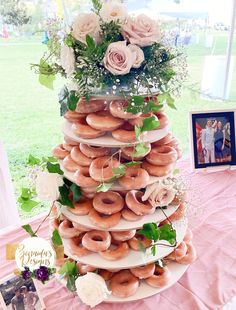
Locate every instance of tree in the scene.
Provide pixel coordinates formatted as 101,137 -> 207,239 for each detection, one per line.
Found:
0,0 -> 31,26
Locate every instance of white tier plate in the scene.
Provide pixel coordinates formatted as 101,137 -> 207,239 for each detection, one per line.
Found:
60,161 -> 167,191
106,262 -> 189,303
61,204 -> 179,231
62,219 -> 187,269
62,120 -> 169,147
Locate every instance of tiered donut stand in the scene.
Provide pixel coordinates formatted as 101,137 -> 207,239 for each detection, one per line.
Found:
51,95 -> 193,302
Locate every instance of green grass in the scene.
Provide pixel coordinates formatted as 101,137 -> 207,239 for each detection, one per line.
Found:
0,32 -> 235,218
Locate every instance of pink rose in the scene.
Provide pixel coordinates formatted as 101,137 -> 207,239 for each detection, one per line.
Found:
128,44 -> 144,68
122,14 -> 161,47
103,41 -> 135,75
142,182 -> 176,207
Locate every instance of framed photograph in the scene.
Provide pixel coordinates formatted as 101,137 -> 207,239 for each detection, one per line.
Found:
189,110 -> 236,171
0,274 -> 45,310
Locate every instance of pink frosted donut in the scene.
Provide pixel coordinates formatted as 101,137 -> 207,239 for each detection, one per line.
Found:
99,242 -> 129,261
89,156 -> 120,182
74,166 -> 100,187
68,235 -> 92,257
109,270 -> 139,297
154,113 -> 169,129
121,208 -> 143,221
86,110 -> 124,131
79,143 -> 111,158
70,146 -> 93,166
176,242 -> 197,264
67,198 -> 93,216
64,110 -> 87,122
76,97 -> 107,114
118,166 -> 149,190
62,155 -> 81,172
125,190 -> 154,215
128,234 -> 152,251
58,220 -> 81,239
93,191 -> 124,215
82,230 -> 111,252
128,113 -> 158,127
121,143 -> 151,161
52,144 -> 69,159
76,263 -> 97,275
72,118 -> 106,139
72,222 -> 91,232
146,145 -> 177,166
168,203 -> 186,221
184,228 -> 193,243
130,263 -> 155,279
142,160 -> 174,177
109,100 -> 141,119
88,209 -> 121,229
166,241 -> 188,260
111,230 -> 136,242
152,133 -> 173,147
145,265 -> 171,288
112,123 -> 138,143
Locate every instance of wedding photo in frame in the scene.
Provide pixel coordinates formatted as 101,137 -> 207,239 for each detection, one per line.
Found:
189,110 -> 236,171
0,274 -> 45,310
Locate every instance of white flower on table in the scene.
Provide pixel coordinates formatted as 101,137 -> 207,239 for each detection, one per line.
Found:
142,181 -> 176,207
60,45 -> 76,76
75,272 -> 111,308
35,171 -> 63,202
100,1 -> 128,23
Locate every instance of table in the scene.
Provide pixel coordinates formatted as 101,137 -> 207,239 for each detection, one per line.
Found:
0,159 -> 236,310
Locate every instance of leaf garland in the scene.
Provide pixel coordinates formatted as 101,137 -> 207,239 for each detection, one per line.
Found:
18,188 -> 39,212
51,228 -> 63,246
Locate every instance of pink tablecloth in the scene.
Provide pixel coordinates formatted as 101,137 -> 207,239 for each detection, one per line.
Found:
0,159 -> 236,310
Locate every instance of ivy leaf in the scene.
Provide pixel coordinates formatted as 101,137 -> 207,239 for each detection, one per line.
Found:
22,224 -> 37,237
27,154 -> 40,166
20,200 -> 39,212
58,185 -> 74,209
59,260 -> 78,276
112,164 -> 126,177
141,116 -> 159,132
66,276 -> 76,292
138,223 -> 159,242
51,228 -> 63,246
96,182 -> 113,192
47,162 -> 64,175
67,91 -> 79,111
134,143 -> 150,157
135,125 -> 142,139
70,183 -> 81,202
158,92 -> 177,110
18,188 -> 39,212
39,70 -> 55,90
125,161 -> 142,167
159,224 -> 176,245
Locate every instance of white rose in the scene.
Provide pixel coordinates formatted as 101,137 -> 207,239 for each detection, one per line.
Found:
71,13 -> 100,43
128,44 -> 144,68
75,273 -> 111,308
142,181 -> 176,207
60,45 -> 75,76
100,1 -> 128,23
36,171 -> 64,202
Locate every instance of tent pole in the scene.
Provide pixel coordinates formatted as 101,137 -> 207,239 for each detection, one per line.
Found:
223,0 -> 236,100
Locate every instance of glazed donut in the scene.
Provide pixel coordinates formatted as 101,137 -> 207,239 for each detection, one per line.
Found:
118,167 -> 149,190
168,203 -> 186,221
145,265 -> 171,288
99,242 -> 129,260
67,198 -> 93,216
152,133 -> 173,147
130,263 -> 155,279
82,230 -> 111,252
88,209 -> 121,229
62,155 -> 81,172
166,137 -> 179,149
89,156 -> 120,182
64,110 -> 86,122
99,269 -> 114,281
86,110 -> 124,131
52,144 -> 69,159
121,208 -> 143,221
166,241 -> 188,261
146,146 -> 177,166
76,97 -> 107,114
68,235 -> 92,257
58,220 -> 81,239
183,228 -> 193,243
176,242 -> 197,264
72,118 -> 106,139
109,100 -> 141,119
93,191 -> 124,215
111,230 -> 136,242
154,113 -> 169,129
112,122 -> 138,143
72,222 -> 91,232
128,234 -> 152,251
79,144 -> 110,158
70,146 -> 93,166
109,270 -> 139,297
74,166 -> 100,187
142,161 -> 174,177
125,190 -> 154,215
128,113 -> 157,127
121,143 -> 151,161
76,263 -> 97,275
62,143 -> 74,152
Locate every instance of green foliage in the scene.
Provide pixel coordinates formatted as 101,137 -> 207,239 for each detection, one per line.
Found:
158,92 -> 177,110
70,183 -> 82,202
47,162 -> 64,175
27,154 -> 63,175
22,224 -> 37,237
91,0 -> 102,14
58,179 -> 81,207
28,154 -> 40,166
135,116 -> 160,139
51,228 -> 63,246
134,143 -> 150,157
125,161 -> 142,167
125,96 -> 163,115
96,182 -> 113,192
38,59 -> 56,90
18,188 -> 39,212
59,261 -> 78,292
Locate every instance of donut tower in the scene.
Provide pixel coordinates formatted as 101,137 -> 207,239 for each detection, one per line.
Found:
50,95 -> 197,303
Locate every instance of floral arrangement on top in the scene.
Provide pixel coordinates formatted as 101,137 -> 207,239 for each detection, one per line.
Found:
32,0 -> 187,114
